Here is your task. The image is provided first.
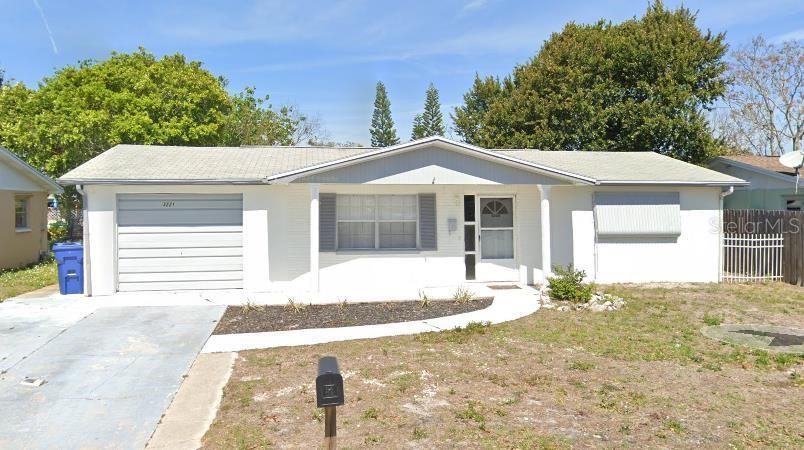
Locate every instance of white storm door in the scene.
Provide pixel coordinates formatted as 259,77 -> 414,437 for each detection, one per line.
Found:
476,197 -> 518,281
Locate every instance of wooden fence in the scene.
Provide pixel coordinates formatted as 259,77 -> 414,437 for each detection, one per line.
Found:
722,210 -> 804,286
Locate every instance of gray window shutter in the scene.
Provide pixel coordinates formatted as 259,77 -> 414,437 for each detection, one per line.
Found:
418,193 -> 437,250
319,193 -> 337,251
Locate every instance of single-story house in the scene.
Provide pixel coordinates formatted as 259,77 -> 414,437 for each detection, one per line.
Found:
1,146 -> 63,269
709,155 -> 803,211
58,136 -> 746,297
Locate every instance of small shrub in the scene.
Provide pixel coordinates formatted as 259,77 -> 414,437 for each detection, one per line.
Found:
48,220 -> 69,244
241,299 -> 263,313
337,298 -> 349,310
452,286 -> 475,303
284,297 -> 306,313
412,427 -> 428,440
418,289 -> 431,308
547,264 -> 594,303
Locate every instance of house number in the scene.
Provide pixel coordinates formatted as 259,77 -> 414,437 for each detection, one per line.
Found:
161,201 -> 175,207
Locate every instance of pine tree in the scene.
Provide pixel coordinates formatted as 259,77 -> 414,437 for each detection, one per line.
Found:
369,81 -> 400,147
421,83 -> 445,137
411,114 -> 426,140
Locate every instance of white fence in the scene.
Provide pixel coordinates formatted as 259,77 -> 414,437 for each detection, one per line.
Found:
722,234 -> 784,282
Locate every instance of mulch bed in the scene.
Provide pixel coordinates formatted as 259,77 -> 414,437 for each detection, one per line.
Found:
212,297 -> 493,335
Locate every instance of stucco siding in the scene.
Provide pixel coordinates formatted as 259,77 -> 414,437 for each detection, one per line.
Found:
0,190 -> 49,269
550,186 -> 721,283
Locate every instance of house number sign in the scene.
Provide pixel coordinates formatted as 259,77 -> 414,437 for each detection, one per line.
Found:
161,201 -> 175,208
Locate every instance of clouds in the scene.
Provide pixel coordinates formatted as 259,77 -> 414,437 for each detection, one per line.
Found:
32,0 -> 58,54
771,28 -> 804,43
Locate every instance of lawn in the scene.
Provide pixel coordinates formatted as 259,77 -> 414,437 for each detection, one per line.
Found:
0,259 -> 58,302
202,283 -> 804,449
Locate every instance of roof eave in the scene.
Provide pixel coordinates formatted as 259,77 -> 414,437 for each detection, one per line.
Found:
597,180 -> 750,187
712,156 -> 801,185
57,178 -> 266,185
264,136 -> 598,185
0,147 -> 64,193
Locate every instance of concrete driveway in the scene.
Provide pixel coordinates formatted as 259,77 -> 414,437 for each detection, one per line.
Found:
0,296 -> 224,450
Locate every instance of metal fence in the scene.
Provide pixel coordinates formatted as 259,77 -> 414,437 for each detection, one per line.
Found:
722,209 -> 804,286
722,234 -> 784,282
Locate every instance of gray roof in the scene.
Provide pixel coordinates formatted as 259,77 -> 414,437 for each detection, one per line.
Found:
58,138 -> 746,186
59,144 -> 374,183
496,150 -> 745,185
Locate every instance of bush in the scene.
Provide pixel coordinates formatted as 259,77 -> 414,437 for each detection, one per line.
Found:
48,220 -> 69,244
547,264 -> 594,303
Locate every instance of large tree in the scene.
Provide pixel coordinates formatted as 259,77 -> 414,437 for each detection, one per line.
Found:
412,83 -> 445,140
453,1 -> 728,163
0,48 -> 312,224
721,37 -> 803,156
370,81 -> 400,147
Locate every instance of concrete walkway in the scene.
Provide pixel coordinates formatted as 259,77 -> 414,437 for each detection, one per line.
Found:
146,352 -> 237,449
202,285 -> 543,353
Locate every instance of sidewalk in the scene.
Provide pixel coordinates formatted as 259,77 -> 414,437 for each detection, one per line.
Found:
201,285 -> 543,353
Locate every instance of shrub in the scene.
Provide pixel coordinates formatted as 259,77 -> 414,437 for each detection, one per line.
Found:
48,220 -> 69,244
547,264 -> 594,303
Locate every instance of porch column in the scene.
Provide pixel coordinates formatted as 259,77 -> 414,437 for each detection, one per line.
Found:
310,184 -> 320,294
538,185 -> 552,280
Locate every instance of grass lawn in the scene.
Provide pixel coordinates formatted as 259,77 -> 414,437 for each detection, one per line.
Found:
202,283 -> 804,449
0,259 -> 58,302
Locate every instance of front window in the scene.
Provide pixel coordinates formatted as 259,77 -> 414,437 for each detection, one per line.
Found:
337,195 -> 417,249
15,197 -> 28,229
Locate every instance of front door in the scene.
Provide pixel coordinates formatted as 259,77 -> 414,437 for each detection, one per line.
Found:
476,197 -> 518,281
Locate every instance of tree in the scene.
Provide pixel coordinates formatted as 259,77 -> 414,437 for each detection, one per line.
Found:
0,67 -> 5,87
221,86 -> 296,146
453,1 -> 728,163
452,74 -> 505,143
411,114 -> 426,140
420,83 -> 445,138
722,37 -> 802,156
370,81 -> 400,147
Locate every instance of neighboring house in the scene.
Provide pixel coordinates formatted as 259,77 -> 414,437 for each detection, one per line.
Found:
709,155 -> 804,211
0,146 -> 63,269
58,136 -> 745,297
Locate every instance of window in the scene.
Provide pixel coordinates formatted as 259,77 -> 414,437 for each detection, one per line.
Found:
337,195 -> 417,249
15,197 -> 28,230
785,197 -> 803,211
479,197 -> 514,259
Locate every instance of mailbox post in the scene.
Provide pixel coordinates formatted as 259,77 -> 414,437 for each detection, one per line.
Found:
316,356 -> 344,450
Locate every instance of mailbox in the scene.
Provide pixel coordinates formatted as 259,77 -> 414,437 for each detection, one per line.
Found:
316,356 -> 344,408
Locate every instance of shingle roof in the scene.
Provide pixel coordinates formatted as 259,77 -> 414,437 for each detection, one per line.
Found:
58,138 -> 746,186
59,144 -> 375,183
495,150 -> 744,184
716,155 -> 797,177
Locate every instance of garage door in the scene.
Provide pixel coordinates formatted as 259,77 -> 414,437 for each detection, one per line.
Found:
117,194 -> 243,291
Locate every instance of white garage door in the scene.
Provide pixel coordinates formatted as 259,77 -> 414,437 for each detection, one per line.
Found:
117,194 -> 243,291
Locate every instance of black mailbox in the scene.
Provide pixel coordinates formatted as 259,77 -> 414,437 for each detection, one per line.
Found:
316,356 -> 344,407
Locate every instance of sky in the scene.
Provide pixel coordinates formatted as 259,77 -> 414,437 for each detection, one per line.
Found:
1,0 -> 802,146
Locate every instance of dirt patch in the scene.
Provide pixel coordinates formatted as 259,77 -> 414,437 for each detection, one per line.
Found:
213,298 -> 493,335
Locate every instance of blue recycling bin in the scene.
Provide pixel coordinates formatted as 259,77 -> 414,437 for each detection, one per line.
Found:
53,242 -> 84,295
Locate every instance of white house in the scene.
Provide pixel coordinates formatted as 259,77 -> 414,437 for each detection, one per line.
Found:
58,137 -> 746,298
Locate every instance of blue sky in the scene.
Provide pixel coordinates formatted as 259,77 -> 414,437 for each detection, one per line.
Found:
1,0 -> 802,145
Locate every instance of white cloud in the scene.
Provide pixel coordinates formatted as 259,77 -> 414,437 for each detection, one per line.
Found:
771,28 -> 804,43
462,0 -> 490,12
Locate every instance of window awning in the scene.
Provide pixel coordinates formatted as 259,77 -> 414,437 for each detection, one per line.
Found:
594,192 -> 681,237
